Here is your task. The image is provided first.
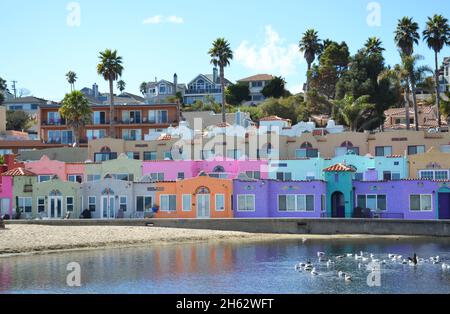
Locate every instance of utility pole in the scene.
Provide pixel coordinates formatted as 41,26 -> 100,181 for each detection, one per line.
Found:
11,80 -> 18,98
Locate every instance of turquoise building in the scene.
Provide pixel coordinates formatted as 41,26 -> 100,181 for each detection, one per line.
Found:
323,163 -> 355,218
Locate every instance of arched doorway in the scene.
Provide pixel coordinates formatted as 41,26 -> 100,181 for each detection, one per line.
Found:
101,188 -> 115,219
331,191 -> 345,218
48,190 -> 63,219
196,187 -> 211,218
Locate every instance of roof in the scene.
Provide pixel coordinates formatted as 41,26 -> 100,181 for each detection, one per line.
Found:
1,167 -> 36,177
181,111 -> 251,129
323,163 -> 356,172
259,116 -> 291,122
17,147 -> 88,163
237,74 -> 274,82
4,96 -> 49,104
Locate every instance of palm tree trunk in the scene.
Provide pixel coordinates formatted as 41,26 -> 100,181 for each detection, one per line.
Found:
404,87 -> 411,130
109,79 -> 115,138
220,66 -> 226,123
410,75 -> 419,131
435,51 -> 441,128
305,62 -> 311,102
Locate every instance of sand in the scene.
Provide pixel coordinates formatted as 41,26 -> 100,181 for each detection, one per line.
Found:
0,225 -> 413,257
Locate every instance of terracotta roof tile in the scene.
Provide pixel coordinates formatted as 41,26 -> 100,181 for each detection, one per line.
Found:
259,116 -> 291,122
1,167 -> 37,177
323,163 -> 356,172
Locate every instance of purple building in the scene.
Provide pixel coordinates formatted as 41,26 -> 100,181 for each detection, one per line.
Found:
233,179 -> 327,218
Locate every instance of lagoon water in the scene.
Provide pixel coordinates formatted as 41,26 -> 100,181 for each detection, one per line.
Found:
1,238 -> 450,294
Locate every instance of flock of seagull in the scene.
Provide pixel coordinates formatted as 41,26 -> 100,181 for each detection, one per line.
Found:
294,251 -> 450,281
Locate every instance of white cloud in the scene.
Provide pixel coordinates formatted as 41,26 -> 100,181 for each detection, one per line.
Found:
289,84 -> 305,94
235,25 -> 303,76
143,15 -> 184,25
143,15 -> 163,24
167,15 -> 184,24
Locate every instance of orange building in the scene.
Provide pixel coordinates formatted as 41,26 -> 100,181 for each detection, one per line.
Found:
155,175 -> 233,218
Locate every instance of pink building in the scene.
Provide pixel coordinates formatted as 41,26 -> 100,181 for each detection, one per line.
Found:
0,175 -> 13,218
142,158 -> 268,181
24,155 -> 85,183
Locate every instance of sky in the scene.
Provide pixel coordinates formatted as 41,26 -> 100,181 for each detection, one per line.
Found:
0,0 -> 450,102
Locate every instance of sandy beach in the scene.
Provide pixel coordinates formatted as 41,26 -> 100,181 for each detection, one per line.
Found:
0,224 -> 414,257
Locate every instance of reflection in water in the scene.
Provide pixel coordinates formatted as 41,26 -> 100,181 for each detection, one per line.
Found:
1,238 -> 450,294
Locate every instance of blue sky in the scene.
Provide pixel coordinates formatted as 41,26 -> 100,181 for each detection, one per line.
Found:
1,0 -> 449,101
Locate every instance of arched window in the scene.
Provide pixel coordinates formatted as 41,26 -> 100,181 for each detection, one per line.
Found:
195,187 -> 211,195
335,141 -> 359,156
341,141 -> 353,148
296,142 -> 318,158
213,166 -> 225,173
49,190 -> 62,197
102,188 -> 115,195
100,146 -> 111,153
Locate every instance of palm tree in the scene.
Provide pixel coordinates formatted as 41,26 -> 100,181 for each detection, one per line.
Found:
66,71 -> 77,91
334,95 -> 375,131
117,80 -> 126,94
59,91 -> 92,146
140,82 -> 148,96
440,91 -> 450,126
394,17 -> 420,130
364,37 -> 385,55
423,14 -> 450,128
97,49 -> 123,137
208,38 -> 233,123
299,29 -> 322,99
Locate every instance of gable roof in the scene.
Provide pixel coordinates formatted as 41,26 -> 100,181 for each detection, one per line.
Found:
4,96 -> 49,104
1,167 -> 37,177
238,74 -> 274,82
323,163 -> 356,172
187,73 -> 232,86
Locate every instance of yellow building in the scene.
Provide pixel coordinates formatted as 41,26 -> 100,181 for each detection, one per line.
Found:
408,147 -> 450,180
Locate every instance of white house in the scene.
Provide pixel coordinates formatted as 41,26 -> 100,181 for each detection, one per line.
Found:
237,74 -> 274,106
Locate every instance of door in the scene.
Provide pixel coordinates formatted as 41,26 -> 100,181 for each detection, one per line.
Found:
101,196 -> 115,219
331,192 -> 345,218
438,193 -> 450,220
196,194 -> 211,218
48,196 -> 63,219
0,198 -> 11,217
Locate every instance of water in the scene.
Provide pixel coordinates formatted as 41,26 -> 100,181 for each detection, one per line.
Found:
1,238 -> 450,294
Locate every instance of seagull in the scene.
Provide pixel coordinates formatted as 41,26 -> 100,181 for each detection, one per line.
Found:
408,253 -> 418,266
441,263 -> 450,270
346,253 -> 353,257
327,260 -> 335,268
311,268 -> 319,276
336,255 -> 345,259
317,252 -> 325,257
338,271 -> 345,278
344,274 -> 352,282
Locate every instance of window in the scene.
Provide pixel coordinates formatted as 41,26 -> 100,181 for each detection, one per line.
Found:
410,194 -> 432,211
88,196 -> 96,211
375,146 -> 392,157
357,195 -> 387,211
296,142 -> 319,158
354,173 -> 364,181
47,112 -> 61,124
278,195 -> 314,212
86,129 -> 106,140
215,194 -> 225,211
38,175 -> 52,183
182,194 -> 192,211
122,110 -> 142,124
177,172 -> 185,180
122,129 -> 142,141
440,145 -> 450,153
112,173 -> 133,181
407,145 -> 425,155
419,170 -> 448,180
87,174 -> 101,182
245,171 -> 261,180
18,197 -> 32,213
150,173 -> 164,181
160,195 -> 176,212
237,195 -> 255,211
119,196 -> 127,212
37,197 -> 45,213
251,81 -> 263,88
143,151 -> 157,161
227,149 -> 241,160
136,196 -> 152,212
66,197 -> 74,212
164,151 -> 172,160
126,152 -> 140,160
148,110 -> 168,124
321,194 -> 326,212
94,152 -> 117,162
93,111 -> 106,125
68,174 -> 83,183
276,172 -> 292,181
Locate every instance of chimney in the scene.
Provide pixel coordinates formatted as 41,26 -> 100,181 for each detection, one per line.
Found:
93,83 -> 99,98
213,67 -> 218,84
173,73 -> 178,95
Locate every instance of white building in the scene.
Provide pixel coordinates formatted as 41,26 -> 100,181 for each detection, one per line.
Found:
237,74 -> 274,106
440,57 -> 450,93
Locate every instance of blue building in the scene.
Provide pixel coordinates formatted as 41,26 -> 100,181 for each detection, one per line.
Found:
184,68 -> 232,105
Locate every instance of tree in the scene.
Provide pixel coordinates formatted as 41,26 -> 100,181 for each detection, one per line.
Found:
209,38 -> 233,123
261,76 -> 289,99
299,29 -> 322,99
59,91 -> 92,146
117,80 -> 126,94
259,95 -> 303,124
233,106 -> 264,122
395,16 -> 420,130
140,82 -> 148,96
66,71 -> 77,92
0,77 -> 7,105
97,49 -> 124,137
225,83 -> 250,106
440,91 -> 450,125
0,155 -> 4,165
309,41 -> 350,100
364,37 -> 385,55
6,110 -> 30,131
333,95 -> 375,131
423,14 -> 450,128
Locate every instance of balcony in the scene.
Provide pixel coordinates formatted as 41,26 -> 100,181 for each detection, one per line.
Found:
185,88 -> 222,95
41,119 -> 66,126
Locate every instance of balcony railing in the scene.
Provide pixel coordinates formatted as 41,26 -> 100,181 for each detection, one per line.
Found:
185,88 -> 222,95
42,119 -> 66,126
